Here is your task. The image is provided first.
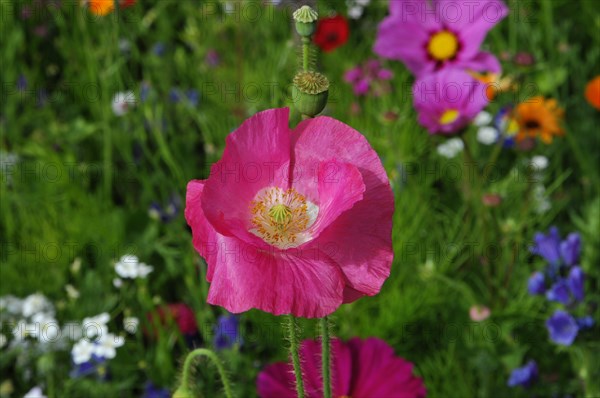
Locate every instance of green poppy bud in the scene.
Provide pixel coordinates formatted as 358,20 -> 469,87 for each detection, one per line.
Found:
293,71 -> 329,117
293,5 -> 318,38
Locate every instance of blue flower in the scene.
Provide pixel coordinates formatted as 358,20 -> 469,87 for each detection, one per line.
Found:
148,195 -> 180,223
528,272 -> 546,295
17,74 -> 27,91
560,233 -> 581,266
567,266 -> 585,302
546,310 -> 579,346
213,314 -> 242,350
545,279 -> 571,305
169,88 -> 182,103
70,355 -> 108,379
152,42 -> 166,57
508,360 -> 538,388
576,316 -> 595,330
531,226 -> 561,265
186,89 -> 199,107
142,381 -> 170,398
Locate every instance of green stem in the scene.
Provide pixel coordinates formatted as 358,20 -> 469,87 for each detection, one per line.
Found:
285,315 -> 305,398
302,37 -> 309,72
180,348 -> 233,398
320,316 -> 332,398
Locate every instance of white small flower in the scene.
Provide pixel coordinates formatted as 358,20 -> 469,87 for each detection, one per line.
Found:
0,333 -> 7,348
82,313 -> 110,338
115,254 -> 153,279
436,138 -> 464,158
113,278 -> 123,288
356,0 -> 370,5
477,126 -> 498,145
223,1 -> 234,13
473,111 -> 492,126
24,386 -> 46,398
36,316 -> 60,343
137,263 -> 154,278
0,295 -> 23,314
93,333 -> 125,359
22,293 -> 53,318
111,91 -> 136,116
533,184 -> 551,214
123,317 -> 139,334
65,284 -> 80,300
118,39 -> 131,53
72,339 -> 95,364
530,155 -> 549,171
348,5 -> 364,19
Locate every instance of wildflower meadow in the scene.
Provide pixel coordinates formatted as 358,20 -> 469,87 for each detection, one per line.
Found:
2,0 -> 600,397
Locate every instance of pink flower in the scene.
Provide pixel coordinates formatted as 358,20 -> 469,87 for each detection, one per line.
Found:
185,108 -> 394,318
413,69 -> 489,134
344,59 -> 394,97
469,305 -> 491,322
257,337 -> 427,397
374,0 -> 508,77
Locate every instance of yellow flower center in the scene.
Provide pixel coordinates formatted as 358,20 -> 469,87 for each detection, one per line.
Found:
428,30 -> 459,61
250,187 -> 318,249
439,109 -> 460,125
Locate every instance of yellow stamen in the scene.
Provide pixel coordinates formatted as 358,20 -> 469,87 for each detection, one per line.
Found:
440,109 -> 460,125
428,30 -> 459,61
250,187 -> 317,249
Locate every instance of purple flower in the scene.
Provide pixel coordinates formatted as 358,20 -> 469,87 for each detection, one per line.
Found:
148,195 -> 180,223
527,272 -> 546,295
374,0 -> 508,78
546,310 -> 579,346
213,314 -> 242,350
560,233 -> 581,266
17,74 -> 27,91
343,58 -> 393,97
567,266 -> 584,302
576,316 -> 594,330
70,356 -> 107,379
531,226 -> 561,265
169,88 -> 182,103
205,49 -> 220,67
412,69 -> 488,135
142,382 -> 170,398
508,360 -> 538,388
545,279 -> 571,305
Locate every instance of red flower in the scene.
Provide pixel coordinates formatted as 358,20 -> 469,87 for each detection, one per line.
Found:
314,15 -> 349,52
146,303 -> 197,337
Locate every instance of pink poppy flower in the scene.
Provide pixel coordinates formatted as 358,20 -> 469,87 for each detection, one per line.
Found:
469,305 -> 491,322
413,68 -> 489,134
374,0 -> 508,77
185,108 -> 394,318
344,59 -> 394,97
257,337 -> 427,397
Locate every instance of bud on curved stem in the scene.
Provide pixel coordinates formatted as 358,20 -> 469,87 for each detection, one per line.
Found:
174,348 -> 233,398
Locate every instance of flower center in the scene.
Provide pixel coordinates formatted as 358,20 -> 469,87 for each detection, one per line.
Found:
524,119 -> 541,130
428,30 -> 459,61
439,109 -> 460,125
250,187 -> 318,249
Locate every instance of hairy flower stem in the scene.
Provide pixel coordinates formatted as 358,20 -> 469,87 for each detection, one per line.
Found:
320,316 -> 332,398
302,37 -> 310,72
286,315 -> 306,398
179,348 -> 233,398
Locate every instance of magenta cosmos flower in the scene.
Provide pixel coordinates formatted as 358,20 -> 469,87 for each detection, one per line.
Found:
185,108 -> 394,318
374,0 -> 508,77
257,337 -> 427,397
413,68 -> 489,134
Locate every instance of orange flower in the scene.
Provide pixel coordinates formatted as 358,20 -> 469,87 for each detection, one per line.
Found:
514,97 -> 564,144
585,76 -> 600,110
470,72 -> 513,101
85,0 -> 135,16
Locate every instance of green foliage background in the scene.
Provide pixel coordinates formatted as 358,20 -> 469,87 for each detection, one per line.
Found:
1,0 -> 599,397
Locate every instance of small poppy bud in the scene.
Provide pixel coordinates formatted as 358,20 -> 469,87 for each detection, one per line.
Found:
172,386 -> 193,398
292,71 -> 329,117
293,5 -> 318,37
